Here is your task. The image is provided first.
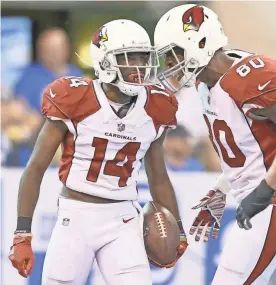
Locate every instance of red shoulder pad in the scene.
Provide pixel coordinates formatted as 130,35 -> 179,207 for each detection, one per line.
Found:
220,55 -> 276,107
41,77 -> 100,122
145,85 -> 178,130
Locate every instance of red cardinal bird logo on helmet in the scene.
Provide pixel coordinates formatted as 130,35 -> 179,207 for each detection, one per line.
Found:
182,6 -> 205,32
92,26 -> 108,48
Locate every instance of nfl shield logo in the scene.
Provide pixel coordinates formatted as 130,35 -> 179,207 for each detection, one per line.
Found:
117,123 -> 125,132
62,218 -> 70,226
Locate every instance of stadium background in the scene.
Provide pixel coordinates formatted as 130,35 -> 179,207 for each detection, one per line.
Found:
1,1 -> 276,285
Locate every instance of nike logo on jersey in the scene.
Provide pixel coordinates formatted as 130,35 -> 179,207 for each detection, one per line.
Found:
123,217 -> 135,223
258,80 -> 271,91
50,88 -> 56,98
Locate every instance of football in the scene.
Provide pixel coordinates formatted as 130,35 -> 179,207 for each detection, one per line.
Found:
143,201 -> 180,266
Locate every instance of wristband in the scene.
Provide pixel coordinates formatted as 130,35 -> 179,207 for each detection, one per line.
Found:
15,217 -> 32,234
177,220 -> 187,241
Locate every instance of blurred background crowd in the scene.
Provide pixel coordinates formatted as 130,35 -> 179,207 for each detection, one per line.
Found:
1,1 -> 276,171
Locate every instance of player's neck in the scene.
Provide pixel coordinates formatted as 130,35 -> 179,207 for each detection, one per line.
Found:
102,83 -> 133,104
199,51 -> 235,88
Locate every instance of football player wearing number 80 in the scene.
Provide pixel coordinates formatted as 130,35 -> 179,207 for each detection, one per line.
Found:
154,4 -> 276,285
9,19 -> 188,285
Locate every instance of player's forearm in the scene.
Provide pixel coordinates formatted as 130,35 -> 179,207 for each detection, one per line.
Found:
266,156 -> 276,190
149,178 -> 181,221
17,166 -> 44,227
144,130 -> 181,221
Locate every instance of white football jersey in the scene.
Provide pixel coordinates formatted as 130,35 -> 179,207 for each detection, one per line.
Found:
198,54 -> 276,203
41,77 -> 177,201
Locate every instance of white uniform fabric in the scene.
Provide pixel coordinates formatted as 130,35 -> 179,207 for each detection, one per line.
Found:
212,206 -> 276,285
42,198 -> 151,285
199,78 -> 268,204
42,78 -> 177,201
63,81 -> 159,201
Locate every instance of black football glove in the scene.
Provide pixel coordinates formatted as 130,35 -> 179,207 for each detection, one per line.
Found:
236,180 -> 276,230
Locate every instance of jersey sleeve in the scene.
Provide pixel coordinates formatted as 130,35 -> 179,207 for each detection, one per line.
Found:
41,77 -> 71,120
145,85 -> 178,135
220,55 -> 276,109
41,76 -> 99,122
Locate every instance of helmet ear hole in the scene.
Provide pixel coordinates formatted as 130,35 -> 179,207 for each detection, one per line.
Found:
100,58 -> 111,70
199,37 -> 206,49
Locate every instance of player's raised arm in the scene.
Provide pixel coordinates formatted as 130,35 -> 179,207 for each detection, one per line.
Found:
144,129 -> 188,268
9,119 -> 67,277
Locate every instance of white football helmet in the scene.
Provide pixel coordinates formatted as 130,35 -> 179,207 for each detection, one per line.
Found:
154,4 -> 228,92
90,19 -> 159,96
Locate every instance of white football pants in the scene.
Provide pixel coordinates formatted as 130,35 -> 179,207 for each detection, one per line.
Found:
42,198 -> 151,285
212,205 -> 276,285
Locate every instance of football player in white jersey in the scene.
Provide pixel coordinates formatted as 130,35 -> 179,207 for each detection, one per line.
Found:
9,19 -> 188,285
154,4 -> 276,285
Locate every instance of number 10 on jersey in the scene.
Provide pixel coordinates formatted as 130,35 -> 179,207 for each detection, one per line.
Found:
204,115 -> 246,168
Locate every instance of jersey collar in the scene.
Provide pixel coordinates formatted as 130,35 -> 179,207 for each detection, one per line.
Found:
93,80 -> 149,127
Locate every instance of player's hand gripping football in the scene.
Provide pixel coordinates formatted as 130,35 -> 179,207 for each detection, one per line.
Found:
190,190 -> 226,242
149,222 -> 188,269
164,228 -> 188,268
9,234 -> 35,278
